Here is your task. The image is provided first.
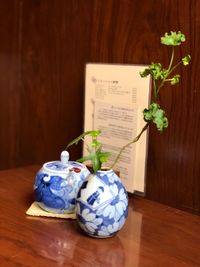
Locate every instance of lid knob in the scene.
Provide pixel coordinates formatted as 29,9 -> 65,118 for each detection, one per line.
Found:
60,150 -> 69,164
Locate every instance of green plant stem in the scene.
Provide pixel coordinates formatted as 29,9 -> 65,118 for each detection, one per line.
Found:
153,79 -> 157,99
167,60 -> 182,77
155,48 -> 174,98
110,122 -> 150,170
167,47 -> 174,72
156,49 -> 182,96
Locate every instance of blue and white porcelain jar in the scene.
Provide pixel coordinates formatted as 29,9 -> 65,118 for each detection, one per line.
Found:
34,151 -> 90,214
75,169 -> 128,238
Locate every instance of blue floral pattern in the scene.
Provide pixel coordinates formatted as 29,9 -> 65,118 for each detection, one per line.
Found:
34,161 -> 90,214
76,170 -> 128,238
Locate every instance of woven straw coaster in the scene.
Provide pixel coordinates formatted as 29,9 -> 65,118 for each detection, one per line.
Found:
26,202 -> 76,219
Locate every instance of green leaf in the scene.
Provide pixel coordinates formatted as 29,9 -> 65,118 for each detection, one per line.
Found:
143,103 -> 168,131
140,68 -> 151,78
66,130 -> 101,148
182,54 -> 191,65
99,152 -> 110,163
76,154 -> 93,163
143,108 -> 153,121
91,140 -> 101,148
170,74 -> 180,85
154,116 -> 168,131
161,31 -> 185,46
88,130 -> 101,137
143,103 -> 160,121
140,63 -> 167,80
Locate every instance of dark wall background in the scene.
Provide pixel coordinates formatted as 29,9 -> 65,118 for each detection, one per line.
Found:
0,0 -> 199,214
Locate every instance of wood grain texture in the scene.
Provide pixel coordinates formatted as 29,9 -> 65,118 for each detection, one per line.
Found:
0,0 -> 199,213
0,165 -> 200,267
0,0 -> 21,169
19,0 -> 91,165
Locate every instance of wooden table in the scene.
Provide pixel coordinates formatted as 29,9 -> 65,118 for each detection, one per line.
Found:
0,165 -> 200,267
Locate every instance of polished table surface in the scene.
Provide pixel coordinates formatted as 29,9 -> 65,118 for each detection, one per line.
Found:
0,165 -> 200,267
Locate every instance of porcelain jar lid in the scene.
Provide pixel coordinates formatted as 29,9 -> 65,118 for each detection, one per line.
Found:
42,151 -> 86,174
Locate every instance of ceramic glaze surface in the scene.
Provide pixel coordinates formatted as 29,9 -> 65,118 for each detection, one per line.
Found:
34,161 -> 90,214
76,169 -> 128,238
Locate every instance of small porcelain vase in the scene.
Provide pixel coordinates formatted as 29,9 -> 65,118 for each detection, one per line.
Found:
34,151 -> 90,214
75,169 -> 128,238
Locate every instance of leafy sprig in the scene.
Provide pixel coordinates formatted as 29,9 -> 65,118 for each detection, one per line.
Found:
66,130 -> 110,173
161,31 -> 186,46
110,31 -> 191,169
139,31 -> 191,132
67,31 -> 191,172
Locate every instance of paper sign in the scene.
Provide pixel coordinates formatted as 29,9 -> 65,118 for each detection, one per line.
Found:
84,63 -> 151,193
